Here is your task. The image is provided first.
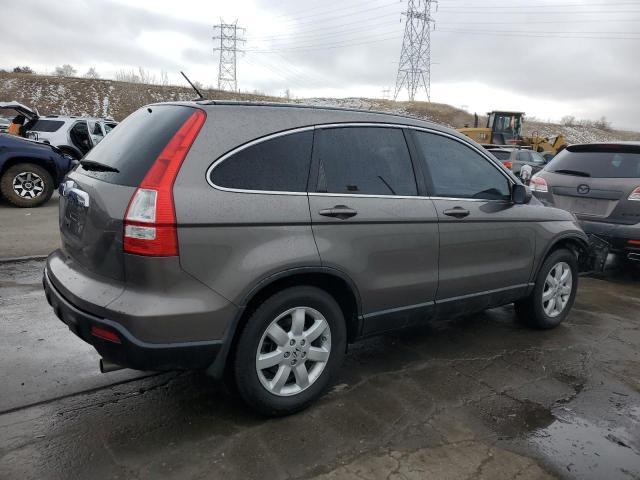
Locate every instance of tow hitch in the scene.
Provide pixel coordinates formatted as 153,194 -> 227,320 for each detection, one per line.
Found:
579,234 -> 610,274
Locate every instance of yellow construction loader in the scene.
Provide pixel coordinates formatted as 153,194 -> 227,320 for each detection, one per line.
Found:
458,111 -> 566,154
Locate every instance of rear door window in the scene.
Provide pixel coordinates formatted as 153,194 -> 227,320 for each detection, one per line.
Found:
210,130 -> 313,192
314,127 -> 417,196
78,105 -> 195,186
547,146 -> 640,178
412,131 -> 511,201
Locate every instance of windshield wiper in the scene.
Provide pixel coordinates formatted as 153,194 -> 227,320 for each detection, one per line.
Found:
80,160 -> 119,173
552,169 -> 591,177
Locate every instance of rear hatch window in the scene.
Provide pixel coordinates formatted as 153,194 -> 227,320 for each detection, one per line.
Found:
546,144 -> 640,178
77,105 -> 194,186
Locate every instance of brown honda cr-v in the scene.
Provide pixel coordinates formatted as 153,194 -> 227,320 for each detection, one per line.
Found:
44,102 -> 592,415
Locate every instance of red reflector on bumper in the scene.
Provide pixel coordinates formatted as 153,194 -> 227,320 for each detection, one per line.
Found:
628,240 -> 640,246
91,325 -> 121,344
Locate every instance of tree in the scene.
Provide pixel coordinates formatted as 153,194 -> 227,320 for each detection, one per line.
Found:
83,67 -> 99,79
54,64 -> 77,77
13,66 -> 34,74
561,115 -> 576,127
160,69 -> 169,87
594,116 -> 611,131
115,69 -> 140,83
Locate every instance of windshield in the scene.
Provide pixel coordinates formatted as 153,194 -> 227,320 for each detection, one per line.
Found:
546,145 -> 640,178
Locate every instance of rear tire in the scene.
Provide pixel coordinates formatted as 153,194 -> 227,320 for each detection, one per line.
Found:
233,286 -> 346,416
515,248 -> 578,329
0,163 -> 54,208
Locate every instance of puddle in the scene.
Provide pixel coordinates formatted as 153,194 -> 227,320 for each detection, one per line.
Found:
530,412 -> 640,479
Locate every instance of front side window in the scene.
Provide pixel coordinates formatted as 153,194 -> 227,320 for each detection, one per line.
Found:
413,131 -> 511,201
314,127 -> 417,196
210,130 -> 313,192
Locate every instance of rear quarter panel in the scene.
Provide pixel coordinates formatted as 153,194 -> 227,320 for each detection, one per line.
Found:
173,107 -> 324,305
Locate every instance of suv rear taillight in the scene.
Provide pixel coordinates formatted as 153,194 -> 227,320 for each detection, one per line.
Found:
502,160 -> 513,169
124,109 -> 206,256
628,187 -> 640,201
530,175 -> 548,193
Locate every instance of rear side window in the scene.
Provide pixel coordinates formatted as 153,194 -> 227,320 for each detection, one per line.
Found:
30,119 -> 64,132
210,130 -> 313,192
547,146 -> 640,178
413,131 -> 511,201
516,151 -> 531,162
79,105 -> 195,187
314,127 -> 417,196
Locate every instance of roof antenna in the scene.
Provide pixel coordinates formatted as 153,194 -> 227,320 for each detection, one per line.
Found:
181,71 -> 205,100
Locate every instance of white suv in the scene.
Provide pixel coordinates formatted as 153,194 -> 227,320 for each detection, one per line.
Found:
27,116 -> 118,159
0,101 -> 117,159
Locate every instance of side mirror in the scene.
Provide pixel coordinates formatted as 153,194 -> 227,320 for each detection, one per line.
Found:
512,183 -> 532,204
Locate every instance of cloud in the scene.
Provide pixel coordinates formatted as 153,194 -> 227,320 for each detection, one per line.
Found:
2,0 -> 639,129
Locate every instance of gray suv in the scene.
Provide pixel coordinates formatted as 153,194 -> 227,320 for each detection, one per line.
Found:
531,143 -> 640,263
44,102 -> 591,415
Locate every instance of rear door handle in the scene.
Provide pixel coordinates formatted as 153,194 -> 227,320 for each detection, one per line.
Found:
443,207 -> 470,219
318,205 -> 358,220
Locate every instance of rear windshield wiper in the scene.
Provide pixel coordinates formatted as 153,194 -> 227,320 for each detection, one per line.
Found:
551,169 -> 591,177
79,160 -> 119,173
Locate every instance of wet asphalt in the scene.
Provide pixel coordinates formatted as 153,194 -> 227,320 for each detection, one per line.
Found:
0,258 -> 638,480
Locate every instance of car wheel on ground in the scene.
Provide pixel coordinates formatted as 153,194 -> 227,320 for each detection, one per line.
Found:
233,286 -> 346,416
0,163 -> 54,208
515,248 -> 578,329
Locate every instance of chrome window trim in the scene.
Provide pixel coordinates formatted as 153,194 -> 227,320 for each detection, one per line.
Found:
205,122 -> 514,198
309,192 -> 430,200
205,126 -> 314,196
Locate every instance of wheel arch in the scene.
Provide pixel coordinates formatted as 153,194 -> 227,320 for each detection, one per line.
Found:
206,267 -> 363,379
57,145 -> 82,160
534,233 -> 589,280
0,156 -> 57,185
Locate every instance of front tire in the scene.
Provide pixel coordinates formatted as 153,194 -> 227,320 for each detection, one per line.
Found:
515,248 -> 578,329
233,286 -> 346,416
0,163 -> 54,208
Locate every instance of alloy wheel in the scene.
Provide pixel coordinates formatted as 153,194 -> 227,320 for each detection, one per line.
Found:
542,261 -> 572,318
12,171 -> 45,199
255,306 -> 331,396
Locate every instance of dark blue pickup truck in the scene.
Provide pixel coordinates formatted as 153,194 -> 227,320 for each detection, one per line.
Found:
0,133 -> 75,207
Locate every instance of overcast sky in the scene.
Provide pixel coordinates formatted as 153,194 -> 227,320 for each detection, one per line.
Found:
4,0 -> 640,129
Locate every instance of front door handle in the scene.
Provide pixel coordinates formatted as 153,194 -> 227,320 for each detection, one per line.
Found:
318,205 -> 358,220
443,207 -> 470,219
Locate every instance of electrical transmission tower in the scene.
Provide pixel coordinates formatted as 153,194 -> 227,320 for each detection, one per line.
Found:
393,0 -> 437,102
213,20 -> 245,92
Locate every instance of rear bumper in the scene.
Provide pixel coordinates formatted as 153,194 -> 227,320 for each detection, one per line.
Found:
43,268 -> 223,371
579,220 -> 640,258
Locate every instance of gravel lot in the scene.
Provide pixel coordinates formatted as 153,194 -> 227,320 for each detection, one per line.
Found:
0,256 -> 638,479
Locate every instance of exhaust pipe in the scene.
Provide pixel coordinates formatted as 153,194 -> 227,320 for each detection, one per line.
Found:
100,358 -> 125,373
627,253 -> 640,262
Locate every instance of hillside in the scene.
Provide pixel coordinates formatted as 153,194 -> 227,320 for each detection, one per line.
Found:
1,72 -> 638,144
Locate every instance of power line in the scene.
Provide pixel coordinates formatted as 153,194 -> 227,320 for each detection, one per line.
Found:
394,0 -> 437,102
